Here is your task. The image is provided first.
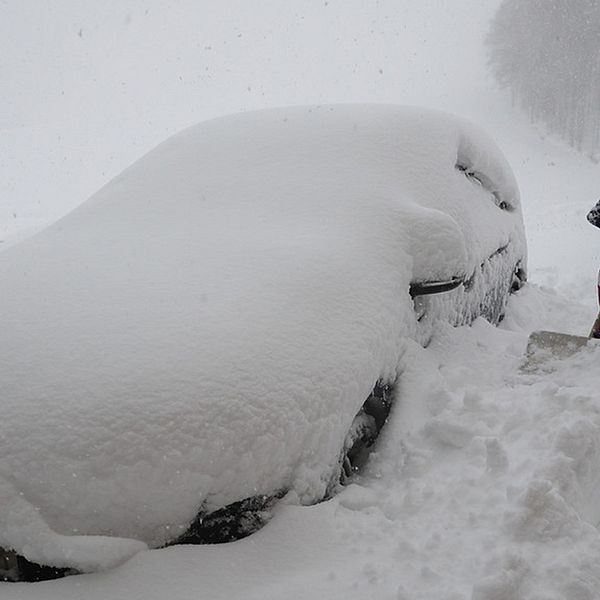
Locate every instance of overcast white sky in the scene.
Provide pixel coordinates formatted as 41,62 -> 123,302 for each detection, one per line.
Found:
1,0 -> 499,237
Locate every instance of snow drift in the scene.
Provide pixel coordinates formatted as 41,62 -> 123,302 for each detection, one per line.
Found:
0,105 -> 525,573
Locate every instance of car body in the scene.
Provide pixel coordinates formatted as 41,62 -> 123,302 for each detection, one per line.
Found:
0,105 -> 526,581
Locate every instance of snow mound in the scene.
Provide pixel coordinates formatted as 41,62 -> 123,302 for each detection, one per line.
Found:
0,105 -> 525,572
0,476 -> 146,572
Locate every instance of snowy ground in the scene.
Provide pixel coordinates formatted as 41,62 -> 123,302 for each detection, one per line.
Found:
4,289 -> 599,600
2,1 -> 600,599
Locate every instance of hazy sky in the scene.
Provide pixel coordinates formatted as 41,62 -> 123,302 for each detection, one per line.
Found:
1,0 -> 499,237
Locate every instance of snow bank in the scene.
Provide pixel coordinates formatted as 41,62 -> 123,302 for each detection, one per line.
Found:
0,105 -> 524,571
6,295 -> 600,600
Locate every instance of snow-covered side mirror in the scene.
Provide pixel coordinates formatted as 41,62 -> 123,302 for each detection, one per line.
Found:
454,126 -> 520,216
455,161 -> 513,212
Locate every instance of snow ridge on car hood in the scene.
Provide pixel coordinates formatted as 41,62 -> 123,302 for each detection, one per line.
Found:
0,105 -> 525,572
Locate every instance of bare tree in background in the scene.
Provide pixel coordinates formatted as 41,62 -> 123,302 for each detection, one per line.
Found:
487,0 -> 600,161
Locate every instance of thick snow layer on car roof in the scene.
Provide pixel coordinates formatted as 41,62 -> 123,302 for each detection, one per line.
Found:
0,105 -> 524,572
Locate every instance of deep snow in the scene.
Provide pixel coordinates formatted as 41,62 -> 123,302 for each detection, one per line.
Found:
2,0 -> 600,598
0,105 -> 525,572
4,292 -> 600,599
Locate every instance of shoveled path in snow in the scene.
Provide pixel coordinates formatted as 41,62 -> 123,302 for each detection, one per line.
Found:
5,284 -> 600,600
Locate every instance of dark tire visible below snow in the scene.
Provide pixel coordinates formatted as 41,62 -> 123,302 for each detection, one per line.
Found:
338,380 -> 396,484
0,548 -> 73,583
169,493 -> 283,546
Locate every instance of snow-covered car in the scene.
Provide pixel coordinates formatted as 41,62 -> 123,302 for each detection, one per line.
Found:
0,105 -> 526,582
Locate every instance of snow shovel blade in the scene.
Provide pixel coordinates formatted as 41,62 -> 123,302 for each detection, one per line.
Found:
521,330 -> 595,372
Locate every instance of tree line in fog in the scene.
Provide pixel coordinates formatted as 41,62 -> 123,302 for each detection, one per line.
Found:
487,0 -> 600,161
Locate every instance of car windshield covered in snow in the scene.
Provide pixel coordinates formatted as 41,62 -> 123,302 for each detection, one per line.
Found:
0,105 -> 526,581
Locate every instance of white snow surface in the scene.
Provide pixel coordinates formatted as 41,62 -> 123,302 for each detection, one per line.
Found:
0,105 -> 525,571
5,294 -> 600,599
3,2 -> 600,598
